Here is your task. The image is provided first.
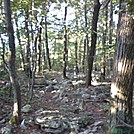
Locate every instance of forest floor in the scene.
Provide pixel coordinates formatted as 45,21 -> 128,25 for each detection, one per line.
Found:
0,71 -> 111,134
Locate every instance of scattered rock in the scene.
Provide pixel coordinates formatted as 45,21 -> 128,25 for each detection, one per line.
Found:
20,119 -> 27,129
30,131 -> 41,134
0,118 -> 6,124
45,85 -> 55,92
21,104 -> 32,113
0,125 -> 12,134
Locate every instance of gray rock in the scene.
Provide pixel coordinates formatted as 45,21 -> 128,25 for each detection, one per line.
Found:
20,119 -> 27,129
82,94 -> 91,99
0,125 -> 12,134
21,104 -> 32,113
0,118 -> 6,124
45,85 -> 54,92
78,129 -> 91,134
30,131 -> 41,134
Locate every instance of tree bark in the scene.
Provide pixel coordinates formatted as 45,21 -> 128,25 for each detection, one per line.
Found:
4,0 -> 21,125
86,0 -> 101,86
45,14 -> 52,70
63,2 -> 68,79
14,14 -> 25,70
100,6 -> 108,80
25,9 -> 32,78
37,18 -> 43,73
110,14 -> 134,132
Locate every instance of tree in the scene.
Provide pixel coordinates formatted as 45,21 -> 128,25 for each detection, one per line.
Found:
45,7 -> 52,70
110,0 -> 134,132
82,0 -> 88,73
63,0 -> 68,78
86,0 -> 101,86
4,0 -> 21,125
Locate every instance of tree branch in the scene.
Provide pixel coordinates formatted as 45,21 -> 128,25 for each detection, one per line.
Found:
101,0 -> 111,10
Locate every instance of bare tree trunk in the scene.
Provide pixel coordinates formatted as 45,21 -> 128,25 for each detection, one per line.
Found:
45,15 -> 52,70
28,32 -> 38,102
100,5 -> 108,81
110,14 -> 134,133
75,12 -> 79,74
82,38 -> 86,72
86,0 -> 101,86
4,0 -> 21,125
25,9 -> 32,78
37,18 -> 43,73
63,1 -> 68,79
14,14 -> 25,70
109,0 -> 113,45
82,2 -> 88,73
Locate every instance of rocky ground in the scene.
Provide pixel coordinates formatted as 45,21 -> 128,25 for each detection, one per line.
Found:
0,71 -> 111,134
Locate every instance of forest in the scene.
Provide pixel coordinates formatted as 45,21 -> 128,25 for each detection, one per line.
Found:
0,0 -> 134,134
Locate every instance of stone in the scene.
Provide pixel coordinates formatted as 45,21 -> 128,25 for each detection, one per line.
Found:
21,104 -> 32,113
0,125 -> 12,134
45,85 -> 54,92
82,94 -> 91,99
20,119 -> 27,129
30,131 -> 41,134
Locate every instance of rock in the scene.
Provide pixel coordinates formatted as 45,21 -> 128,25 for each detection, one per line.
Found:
82,94 -> 91,99
42,127 -> 64,134
20,119 -> 27,129
62,80 -> 74,88
45,85 -> 55,92
35,108 -> 44,116
0,125 -> 12,134
40,119 -> 70,134
21,104 -> 32,113
69,131 -> 77,134
53,85 -> 60,90
78,129 -> 91,134
30,131 -> 41,134
0,118 -> 6,124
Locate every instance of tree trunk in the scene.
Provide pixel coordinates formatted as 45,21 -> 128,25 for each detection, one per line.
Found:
45,15 -> 52,70
100,6 -> 108,81
63,2 -> 68,79
86,0 -> 101,86
37,18 -> 43,73
82,38 -> 86,72
25,9 -> 32,78
28,31 -> 38,102
82,2 -> 88,73
110,14 -> 134,132
74,12 -> 79,74
4,0 -> 21,125
14,14 -> 25,70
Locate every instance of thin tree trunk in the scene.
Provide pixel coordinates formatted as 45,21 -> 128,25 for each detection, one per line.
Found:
37,18 -> 43,73
75,12 -> 79,74
82,38 -> 86,73
100,6 -> 108,80
109,0 -> 113,45
45,15 -> 52,70
86,0 -> 101,86
63,2 -> 68,79
25,9 -> 32,78
14,14 -> 25,70
82,2 -> 88,73
28,32 -> 38,102
4,0 -> 21,125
